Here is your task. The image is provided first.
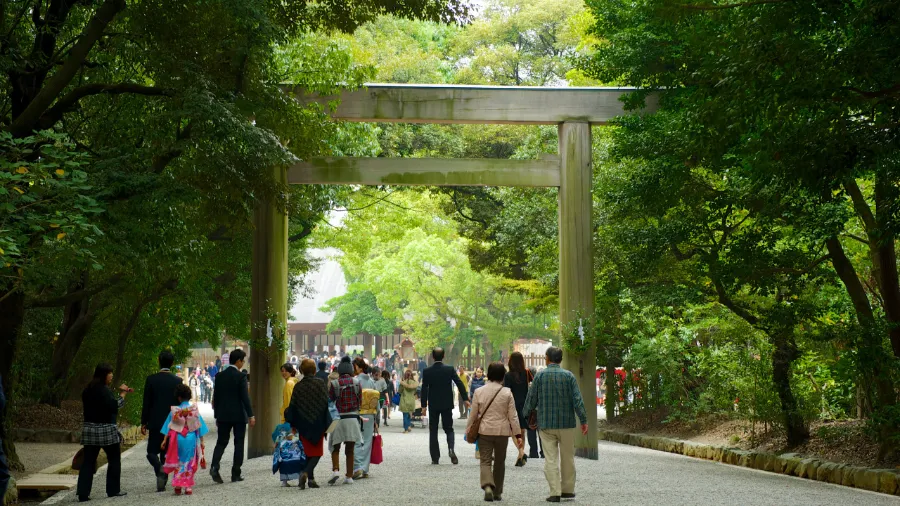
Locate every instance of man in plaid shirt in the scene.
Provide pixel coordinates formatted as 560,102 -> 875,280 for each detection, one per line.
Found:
522,346 -> 588,503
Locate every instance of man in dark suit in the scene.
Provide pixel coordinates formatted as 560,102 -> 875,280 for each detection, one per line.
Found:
421,347 -> 469,465
315,361 -> 330,383
140,350 -> 182,492
210,349 -> 255,484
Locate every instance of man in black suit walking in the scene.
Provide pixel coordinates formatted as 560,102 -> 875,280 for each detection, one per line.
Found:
210,349 -> 255,484
421,347 -> 469,465
141,350 -> 182,492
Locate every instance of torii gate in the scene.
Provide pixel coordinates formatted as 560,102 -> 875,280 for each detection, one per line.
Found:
247,84 -> 657,460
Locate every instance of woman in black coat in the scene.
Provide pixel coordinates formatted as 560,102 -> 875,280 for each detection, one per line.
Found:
76,363 -> 132,502
504,352 -> 542,466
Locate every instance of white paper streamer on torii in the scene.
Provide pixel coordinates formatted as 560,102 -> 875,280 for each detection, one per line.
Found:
578,319 -> 585,345
266,318 -> 273,347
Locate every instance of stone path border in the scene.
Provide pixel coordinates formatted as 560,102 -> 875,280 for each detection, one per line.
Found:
12,426 -> 143,446
599,429 -> 900,496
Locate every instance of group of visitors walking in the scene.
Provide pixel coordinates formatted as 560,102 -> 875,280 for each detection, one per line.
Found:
421,346 -> 588,503
73,345 -> 588,503
187,368 -> 214,404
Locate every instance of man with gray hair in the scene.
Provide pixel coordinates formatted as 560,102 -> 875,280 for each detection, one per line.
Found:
522,346 -> 588,503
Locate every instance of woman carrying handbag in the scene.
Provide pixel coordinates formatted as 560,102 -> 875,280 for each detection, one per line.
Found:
465,362 -> 523,502
76,363 -> 132,502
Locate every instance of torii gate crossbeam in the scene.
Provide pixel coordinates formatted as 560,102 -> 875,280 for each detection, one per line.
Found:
247,84 -> 656,461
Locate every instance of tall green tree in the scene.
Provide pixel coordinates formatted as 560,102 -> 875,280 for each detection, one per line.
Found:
0,0 -> 468,467
579,0 -> 900,451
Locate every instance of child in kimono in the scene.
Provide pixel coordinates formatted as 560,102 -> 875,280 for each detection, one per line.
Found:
160,384 -> 209,495
272,422 -> 306,487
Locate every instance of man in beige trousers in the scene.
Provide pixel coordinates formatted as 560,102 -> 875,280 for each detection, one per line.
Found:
522,347 -> 589,503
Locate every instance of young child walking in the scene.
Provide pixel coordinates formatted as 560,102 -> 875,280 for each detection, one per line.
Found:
272,423 -> 306,486
160,384 -> 208,496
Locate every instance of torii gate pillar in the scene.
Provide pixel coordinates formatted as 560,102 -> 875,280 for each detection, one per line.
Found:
248,164 -> 288,458
558,122 -> 598,459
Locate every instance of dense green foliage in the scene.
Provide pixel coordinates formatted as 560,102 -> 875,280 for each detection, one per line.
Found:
315,190 -> 552,362
0,0 -> 467,467
3,0 -> 898,468
577,0 -> 900,453
321,0 -> 900,459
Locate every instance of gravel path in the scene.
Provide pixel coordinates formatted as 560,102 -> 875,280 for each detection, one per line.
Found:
44,405 -> 899,505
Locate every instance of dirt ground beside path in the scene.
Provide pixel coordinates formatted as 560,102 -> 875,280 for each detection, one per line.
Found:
600,411 -> 898,469
10,443 -> 82,479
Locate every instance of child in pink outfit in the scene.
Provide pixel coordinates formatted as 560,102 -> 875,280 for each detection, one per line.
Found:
160,384 -> 208,495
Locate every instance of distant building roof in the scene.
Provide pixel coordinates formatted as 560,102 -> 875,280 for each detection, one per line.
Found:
289,248 -> 347,324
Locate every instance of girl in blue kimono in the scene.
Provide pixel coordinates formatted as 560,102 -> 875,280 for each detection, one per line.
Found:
161,384 -> 208,495
272,423 -> 306,487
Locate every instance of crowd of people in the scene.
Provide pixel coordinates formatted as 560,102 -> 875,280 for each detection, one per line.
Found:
71,345 -> 588,503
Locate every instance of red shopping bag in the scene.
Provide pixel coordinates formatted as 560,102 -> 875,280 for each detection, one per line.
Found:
370,434 -> 383,465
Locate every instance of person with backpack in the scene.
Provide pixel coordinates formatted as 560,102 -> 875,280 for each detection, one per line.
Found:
327,357 -> 362,486
353,358 -> 379,479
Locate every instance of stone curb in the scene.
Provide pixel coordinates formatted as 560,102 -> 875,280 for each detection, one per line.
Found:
40,439 -> 148,505
12,425 -> 142,445
598,429 -> 900,496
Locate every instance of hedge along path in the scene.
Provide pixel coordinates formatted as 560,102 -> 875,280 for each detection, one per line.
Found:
598,429 -> 900,497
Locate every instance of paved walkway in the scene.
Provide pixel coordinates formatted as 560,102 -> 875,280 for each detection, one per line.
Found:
45,405 -> 899,505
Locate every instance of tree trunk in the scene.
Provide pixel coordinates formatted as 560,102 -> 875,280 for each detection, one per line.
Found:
1,437 -> 23,472
41,277 -> 95,406
826,237 -> 897,411
0,290 -> 25,408
605,353 -> 617,421
446,342 -> 463,367
844,177 -> 900,358
0,289 -> 25,471
482,339 -> 494,364
114,301 -> 145,382
873,174 -> 900,358
770,332 -> 808,446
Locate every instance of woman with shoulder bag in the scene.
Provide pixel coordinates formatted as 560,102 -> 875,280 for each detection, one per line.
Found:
465,362 -> 523,502
76,363 -> 131,502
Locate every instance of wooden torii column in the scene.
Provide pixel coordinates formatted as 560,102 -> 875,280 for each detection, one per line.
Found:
246,84 -> 656,459
248,164 -> 288,458
558,122 -> 596,459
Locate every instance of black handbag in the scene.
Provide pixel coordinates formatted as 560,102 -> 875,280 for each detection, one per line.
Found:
526,369 -> 539,430
72,448 -> 99,474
